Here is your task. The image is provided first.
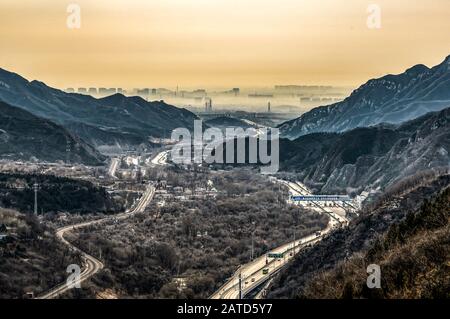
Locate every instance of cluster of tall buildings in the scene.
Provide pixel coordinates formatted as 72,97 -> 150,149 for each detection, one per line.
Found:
66,87 -> 125,96
205,98 -> 213,112
274,85 -> 333,92
62,84 -> 347,114
66,86 -> 217,99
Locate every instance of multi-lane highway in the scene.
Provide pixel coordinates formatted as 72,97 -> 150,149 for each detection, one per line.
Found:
151,148 -> 349,299
211,180 -> 348,299
211,229 -> 329,299
37,185 -> 155,299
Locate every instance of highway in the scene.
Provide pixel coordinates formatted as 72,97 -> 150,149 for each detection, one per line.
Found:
211,230 -> 328,299
150,148 -> 349,299
37,185 -> 155,299
108,158 -> 120,178
210,180 -> 348,299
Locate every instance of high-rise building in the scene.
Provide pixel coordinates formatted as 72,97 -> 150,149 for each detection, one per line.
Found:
193,89 -> 207,97
136,88 -> 150,96
204,98 -> 213,112
268,101 -> 271,113
99,88 -> 117,96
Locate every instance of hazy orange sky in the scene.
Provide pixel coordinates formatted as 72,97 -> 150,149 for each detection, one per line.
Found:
1,0 -> 449,89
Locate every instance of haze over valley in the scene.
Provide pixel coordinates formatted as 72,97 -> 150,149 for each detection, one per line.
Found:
0,0 -> 449,305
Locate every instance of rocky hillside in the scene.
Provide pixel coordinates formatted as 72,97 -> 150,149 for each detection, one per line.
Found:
279,107 -> 450,193
268,173 -> 450,299
0,101 -> 105,165
0,68 -> 199,147
279,55 -> 450,139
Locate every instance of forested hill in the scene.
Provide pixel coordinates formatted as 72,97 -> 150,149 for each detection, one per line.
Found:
0,173 -> 122,214
268,172 -> 450,299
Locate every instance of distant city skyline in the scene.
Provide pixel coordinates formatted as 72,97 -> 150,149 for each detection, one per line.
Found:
1,0 -> 449,89
64,84 -> 352,93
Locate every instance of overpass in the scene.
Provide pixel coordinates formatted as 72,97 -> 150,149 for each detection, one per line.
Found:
291,195 -> 351,202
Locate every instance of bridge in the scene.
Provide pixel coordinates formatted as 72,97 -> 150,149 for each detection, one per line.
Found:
291,195 -> 351,202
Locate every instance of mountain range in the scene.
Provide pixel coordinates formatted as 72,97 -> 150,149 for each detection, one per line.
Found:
0,68 -> 199,147
279,106 -> 450,193
0,101 -> 104,165
279,55 -> 450,139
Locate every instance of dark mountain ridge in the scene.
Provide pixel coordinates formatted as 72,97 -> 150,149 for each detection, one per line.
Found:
0,68 -> 199,147
0,101 -> 104,165
279,55 -> 450,139
279,106 -> 450,193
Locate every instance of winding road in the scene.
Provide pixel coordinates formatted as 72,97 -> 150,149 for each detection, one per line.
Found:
37,185 -> 155,299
